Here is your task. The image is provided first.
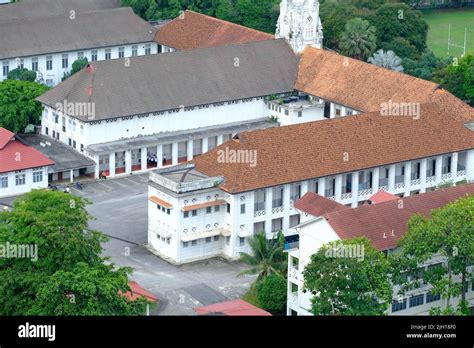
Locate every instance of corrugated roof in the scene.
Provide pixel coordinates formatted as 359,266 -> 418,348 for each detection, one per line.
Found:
0,0 -> 119,21
323,184 -> 474,251
0,7 -> 155,60
155,10 -> 274,50
193,101 -> 474,193
37,39 -> 299,121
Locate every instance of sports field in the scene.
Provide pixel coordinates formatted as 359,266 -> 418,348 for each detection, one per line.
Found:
422,8 -> 474,58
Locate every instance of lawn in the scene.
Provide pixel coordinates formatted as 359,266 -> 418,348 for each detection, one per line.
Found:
421,8 -> 474,58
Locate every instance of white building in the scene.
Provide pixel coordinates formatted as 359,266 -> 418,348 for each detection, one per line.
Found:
0,2 -> 158,86
146,96 -> 474,264
0,128 -> 54,198
37,39 -> 300,178
276,0 -> 323,53
287,185 -> 474,315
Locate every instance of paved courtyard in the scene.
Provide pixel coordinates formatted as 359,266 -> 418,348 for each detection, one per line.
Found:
67,174 -> 255,315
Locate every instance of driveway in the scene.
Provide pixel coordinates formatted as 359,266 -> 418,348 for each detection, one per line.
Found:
69,174 -> 255,315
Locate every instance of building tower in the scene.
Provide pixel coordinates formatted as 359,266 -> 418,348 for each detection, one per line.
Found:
275,0 -> 323,54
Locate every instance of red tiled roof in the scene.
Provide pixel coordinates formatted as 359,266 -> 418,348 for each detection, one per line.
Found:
192,101 -> 474,194
149,195 -> 173,209
155,10 -> 274,50
323,184 -> 474,251
295,47 -> 441,112
122,281 -> 158,302
295,192 -> 349,216
194,299 -> 271,316
0,128 -> 54,174
369,190 -> 398,204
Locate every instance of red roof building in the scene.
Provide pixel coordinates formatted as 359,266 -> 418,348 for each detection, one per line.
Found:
194,299 -> 271,316
368,190 -> 398,204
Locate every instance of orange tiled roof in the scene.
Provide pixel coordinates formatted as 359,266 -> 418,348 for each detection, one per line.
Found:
294,47 -> 441,112
182,199 -> 227,212
149,196 -> 173,209
192,101 -> 474,194
155,10 -> 274,50
295,192 -> 349,216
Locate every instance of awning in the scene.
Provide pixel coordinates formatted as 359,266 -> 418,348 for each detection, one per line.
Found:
182,199 -> 227,212
181,228 -> 230,242
149,196 -> 173,209
238,230 -> 253,238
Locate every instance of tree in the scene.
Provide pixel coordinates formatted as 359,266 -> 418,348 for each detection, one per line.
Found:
368,4 -> 428,56
0,80 -> 49,133
403,50 -> 451,81
391,195 -> 474,315
338,18 -> 377,60
303,237 -> 392,316
255,273 -> 287,313
319,3 -> 358,50
380,37 -> 419,60
7,68 -> 37,82
0,190 -> 150,315
239,231 -> 286,281
62,58 -> 89,81
368,49 -> 404,72
434,54 -> 474,105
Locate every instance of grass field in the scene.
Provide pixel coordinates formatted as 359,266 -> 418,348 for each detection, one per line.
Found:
422,8 -> 474,58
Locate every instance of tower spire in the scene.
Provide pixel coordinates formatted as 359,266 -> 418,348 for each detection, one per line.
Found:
275,0 -> 323,54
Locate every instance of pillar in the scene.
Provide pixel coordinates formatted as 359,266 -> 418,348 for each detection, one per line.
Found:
141,147 -> 147,171
187,140 -> 193,161
420,158 -> 427,193
435,155 -> 443,183
109,152 -> 116,177
404,161 -> 412,196
94,155 -> 100,178
466,149 -> 474,182
351,171 -> 359,207
157,144 -> 163,168
317,178 -> 326,197
217,135 -> 224,146
202,137 -> 208,154
388,164 -> 396,192
172,142 -> 178,165
125,150 -> 132,174
334,174 -> 342,201
451,152 -> 458,179
372,167 -> 379,193
282,184 -> 291,232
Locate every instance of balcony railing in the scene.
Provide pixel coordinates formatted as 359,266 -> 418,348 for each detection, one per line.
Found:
254,202 -> 265,212
395,175 -> 405,184
358,188 -> 373,197
272,198 -> 283,208
410,178 -> 421,186
379,178 -> 389,187
341,192 -> 352,200
457,170 -> 467,177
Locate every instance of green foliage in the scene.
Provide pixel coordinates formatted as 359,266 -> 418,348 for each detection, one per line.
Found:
434,54 -> 474,105
368,4 -> 428,55
303,237 -> 392,316
402,50 -> 451,80
339,18 -> 377,60
319,3 -> 358,50
0,190 -> 150,315
0,79 -> 49,133
368,49 -> 404,72
7,68 -> 37,82
380,37 -> 419,60
239,231 -> 286,281
255,273 -> 287,313
62,58 -> 89,81
391,195 -> 474,316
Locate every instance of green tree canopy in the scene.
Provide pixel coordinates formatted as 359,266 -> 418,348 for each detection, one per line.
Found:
339,17 -> 377,60
0,80 -> 49,133
255,273 -> 287,313
303,237 -> 392,315
391,195 -> 474,315
434,54 -> 474,105
0,190 -> 151,315
62,58 -> 89,81
7,68 -> 37,82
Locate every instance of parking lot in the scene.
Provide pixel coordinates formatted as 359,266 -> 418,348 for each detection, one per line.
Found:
68,174 -> 255,315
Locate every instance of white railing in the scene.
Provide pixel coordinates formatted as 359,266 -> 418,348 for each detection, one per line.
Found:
411,178 -> 421,186
272,206 -> 284,214
341,192 -> 352,200
394,182 -> 405,189
327,196 -> 336,201
442,173 -> 451,180
254,210 -> 266,217
379,185 -> 389,191
288,267 -> 299,281
457,170 -> 466,177
426,176 -> 436,184
358,188 -> 373,197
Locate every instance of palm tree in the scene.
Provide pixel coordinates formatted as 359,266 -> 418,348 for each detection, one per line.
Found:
339,18 -> 377,61
368,49 -> 404,72
238,231 -> 287,282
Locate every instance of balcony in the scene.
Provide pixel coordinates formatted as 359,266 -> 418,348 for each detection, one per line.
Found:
272,198 -> 283,209
379,177 -> 389,187
254,201 -> 265,212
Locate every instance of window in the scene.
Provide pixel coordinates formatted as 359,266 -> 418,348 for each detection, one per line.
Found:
45,127 -> 49,136
291,283 -> 298,293
253,222 -> 265,234
77,51 -> 84,60
54,113 -> 59,123
31,57 -> 38,72
226,236 -> 230,245
239,237 -> 245,246
68,138 -> 72,146
183,211 -> 189,218
132,45 -> 138,57
166,238 -> 170,245
62,117 -> 66,132
206,207 -> 212,214
391,299 -> 407,312
298,111 -> 302,117
118,47 -> 125,58
226,203 -> 231,213
183,241 -> 189,248
3,62 -> 9,76
214,205 -> 220,212
91,50 -> 98,61
73,140 -> 76,149
240,204 -> 246,214
426,292 -> 441,303
166,209 -> 170,215
205,237 -> 212,243
62,54 -> 68,68
46,56 -> 53,70
158,45 -> 162,53
213,236 -> 219,242
289,214 -> 300,228
105,49 -> 111,60
409,294 -> 424,308
284,109 -> 289,116
271,218 -> 283,233
15,171 -> 26,186
191,240 -> 197,246
80,144 -> 84,152
0,174 -> 8,188
145,44 -> 151,55
192,209 -> 197,217
33,169 -> 43,183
